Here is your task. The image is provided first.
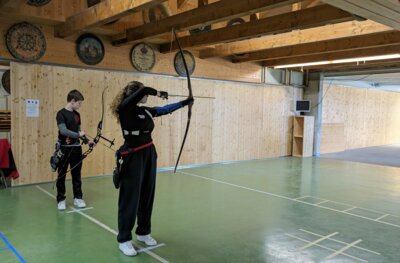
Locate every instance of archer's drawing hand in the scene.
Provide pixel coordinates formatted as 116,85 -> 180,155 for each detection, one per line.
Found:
158,91 -> 168,100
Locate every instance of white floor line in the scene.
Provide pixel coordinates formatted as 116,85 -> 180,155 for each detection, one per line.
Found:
178,171 -> 400,229
68,206 -> 119,235
342,206 -> 357,212
300,232 -> 338,250
285,234 -> 367,263
322,200 -> 400,218
315,200 -> 329,205
295,196 -> 310,200
325,239 -> 363,260
37,185 -> 57,200
137,243 -> 166,253
299,229 -> 380,255
66,207 -> 93,213
375,214 -> 389,221
36,186 -> 169,263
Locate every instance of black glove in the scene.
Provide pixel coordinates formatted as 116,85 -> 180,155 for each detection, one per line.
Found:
81,135 -> 89,145
182,97 -> 194,106
159,91 -> 168,100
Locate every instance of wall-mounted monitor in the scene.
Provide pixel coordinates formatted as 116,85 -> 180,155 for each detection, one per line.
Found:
295,100 -> 310,112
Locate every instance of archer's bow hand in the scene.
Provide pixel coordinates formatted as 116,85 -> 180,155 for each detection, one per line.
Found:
182,97 -> 194,107
158,91 -> 168,100
81,135 -> 89,145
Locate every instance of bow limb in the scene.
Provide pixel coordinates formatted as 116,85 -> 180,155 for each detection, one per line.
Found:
173,28 -> 193,173
95,86 -> 107,144
93,86 -> 115,148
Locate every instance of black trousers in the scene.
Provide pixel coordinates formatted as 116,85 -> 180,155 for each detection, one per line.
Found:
117,145 -> 157,243
56,146 -> 83,203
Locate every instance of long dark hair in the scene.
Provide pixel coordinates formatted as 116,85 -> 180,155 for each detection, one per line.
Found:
110,81 -> 144,120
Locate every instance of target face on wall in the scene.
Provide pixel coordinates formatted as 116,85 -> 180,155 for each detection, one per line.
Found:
131,43 -> 156,72
27,0 -> 52,6
189,25 -> 212,35
5,22 -> 46,62
1,70 -> 10,95
227,18 -> 246,27
87,0 -> 101,7
76,34 -> 105,65
142,3 -> 170,23
174,50 -> 196,77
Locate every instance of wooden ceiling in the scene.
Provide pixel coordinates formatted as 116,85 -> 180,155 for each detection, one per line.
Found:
1,0 -> 399,73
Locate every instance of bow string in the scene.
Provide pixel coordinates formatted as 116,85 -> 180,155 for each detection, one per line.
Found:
173,28 -> 194,173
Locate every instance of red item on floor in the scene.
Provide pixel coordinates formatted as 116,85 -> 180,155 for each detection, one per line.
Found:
0,138 -> 19,179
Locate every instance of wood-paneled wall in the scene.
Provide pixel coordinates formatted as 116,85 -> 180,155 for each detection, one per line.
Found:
320,84 -> 400,154
11,62 -> 296,185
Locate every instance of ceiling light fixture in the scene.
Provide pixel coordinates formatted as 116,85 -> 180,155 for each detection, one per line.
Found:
274,54 -> 400,69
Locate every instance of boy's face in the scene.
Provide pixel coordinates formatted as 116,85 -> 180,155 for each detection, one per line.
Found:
70,99 -> 83,110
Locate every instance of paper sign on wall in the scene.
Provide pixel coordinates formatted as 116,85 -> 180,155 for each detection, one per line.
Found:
26,99 -> 40,117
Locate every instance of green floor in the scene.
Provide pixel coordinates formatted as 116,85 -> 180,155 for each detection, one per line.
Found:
0,157 -> 399,262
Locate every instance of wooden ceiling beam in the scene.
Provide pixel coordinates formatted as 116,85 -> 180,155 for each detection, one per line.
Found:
198,0 -> 208,7
177,0 -> 190,9
262,44 -> 400,67
301,0 -> 321,8
113,0 -> 300,46
159,5 -> 354,53
233,30 -> 400,63
321,0 -> 400,30
199,20 -> 391,59
55,0 -> 167,38
250,13 -> 259,21
0,0 -> 26,9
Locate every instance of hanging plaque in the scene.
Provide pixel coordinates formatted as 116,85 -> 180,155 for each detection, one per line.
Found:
174,50 -> 195,77
1,70 -> 10,95
227,18 -> 246,27
87,0 -> 100,7
76,34 -> 105,65
189,25 -> 212,35
5,22 -> 46,62
142,3 -> 170,23
27,0 -> 52,6
131,43 -> 156,72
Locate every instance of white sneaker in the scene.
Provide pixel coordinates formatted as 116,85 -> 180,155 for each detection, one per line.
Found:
137,234 -> 157,246
57,200 -> 66,211
73,198 -> 86,208
119,241 -> 137,256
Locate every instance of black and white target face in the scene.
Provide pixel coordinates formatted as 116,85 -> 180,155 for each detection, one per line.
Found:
1,70 -> 10,95
174,50 -> 196,77
27,0 -> 52,6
